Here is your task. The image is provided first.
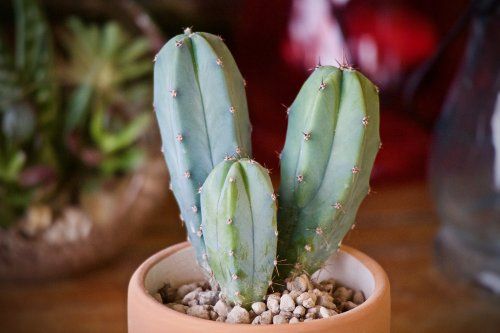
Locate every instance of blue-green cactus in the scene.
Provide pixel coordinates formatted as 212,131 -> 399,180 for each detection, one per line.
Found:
277,65 -> 380,277
201,158 -> 277,307
153,28 -> 252,277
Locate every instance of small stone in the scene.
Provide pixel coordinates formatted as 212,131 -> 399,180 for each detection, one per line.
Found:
307,306 -> 321,315
226,305 -> 250,324
153,293 -> 162,303
187,299 -> 198,307
251,302 -> 266,315
260,310 -> 273,324
289,290 -> 302,301
166,303 -> 188,314
182,287 -> 201,305
297,292 -> 316,308
279,311 -> 293,319
198,290 -> 218,305
272,315 -> 288,324
290,275 -> 310,292
176,283 -> 198,299
251,316 -> 261,325
311,288 -> 323,297
213,300 -> 231,318
187,305 -> 210,319
333,287 -> 353,302
341,301 -> 358,312
352,291 -> 365,304
293,305 -> 306,318
279,294 -> 295,312
320,279 -> 336,291
289,317 -> 300,324
216,316 -> 225,322
319,306 -> 337,318
209,310 -> 219,320
317,294 -> 336,309
305,312 -> 316,319
267,294 -> 280,314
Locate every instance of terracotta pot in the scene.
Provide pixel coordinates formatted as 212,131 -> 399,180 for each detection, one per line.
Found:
128,242 -> 391,332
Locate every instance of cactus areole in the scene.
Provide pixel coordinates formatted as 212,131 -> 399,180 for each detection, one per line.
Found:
277,66 -> 380,278
201,158 -> 277,306
153,28 -> 252,278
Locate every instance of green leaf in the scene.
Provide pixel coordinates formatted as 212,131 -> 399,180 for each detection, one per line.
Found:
13,0 -> 58,134
65,81 -> 93,132
93,112 -> 150,154
100,147 -> 144,176
0,150 -> 26,182
0,29 -> 23,110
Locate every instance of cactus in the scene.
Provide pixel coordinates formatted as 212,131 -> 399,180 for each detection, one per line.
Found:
153,28 -> 252,277
277,65 -> 380,277
201,158 -> 277,307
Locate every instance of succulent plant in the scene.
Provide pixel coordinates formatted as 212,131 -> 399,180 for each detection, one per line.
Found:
277,65 -> 381,277
0,0 -> 153,228
153,28 -> 252,276
201,158 -> 277,306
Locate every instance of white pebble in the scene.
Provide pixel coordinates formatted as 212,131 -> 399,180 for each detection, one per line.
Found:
319,306 -> 337,318
226,305 -> 250,324
260,310 -> 273,324
279,311 -> 293,319
273,314 -> 289,324
333,287 -> 353,302
290,275 -> 309,292
198,290 -> 218,305
187,305 -> 210,319
353,291 -> 365,304
293,305 -> 306,318
166,303 -> 188,314
251,302 -> 266,315
297,292 -> 316,308
317,294 -> 336,309
176,283 -> 199,299
289,290 -> 302,301
267,294 -> 280,314
182,287 -> 201,305
213,300 -> 231,318
251,316 -> 261,325
153,293 -> 162,303
342,301 -> 358,311
289,317 -> 300,324
279,294 -> 295,312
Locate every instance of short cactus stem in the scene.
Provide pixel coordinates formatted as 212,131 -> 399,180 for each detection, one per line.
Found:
201,159 -> 277,307
278,66 -> 380,277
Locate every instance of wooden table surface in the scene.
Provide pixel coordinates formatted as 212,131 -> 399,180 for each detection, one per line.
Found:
1,180 -> 499,333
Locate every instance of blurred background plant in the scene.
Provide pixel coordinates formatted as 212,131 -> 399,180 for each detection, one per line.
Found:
0,0 -> 152,228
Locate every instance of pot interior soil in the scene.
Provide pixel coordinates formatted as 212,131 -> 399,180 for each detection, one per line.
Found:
144,246 -> 375,325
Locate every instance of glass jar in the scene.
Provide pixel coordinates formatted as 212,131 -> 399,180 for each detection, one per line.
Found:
430,1 -> 500,293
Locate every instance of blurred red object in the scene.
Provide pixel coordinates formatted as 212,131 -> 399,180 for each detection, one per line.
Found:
234,0 -> 464,183
283,0 -> 438,89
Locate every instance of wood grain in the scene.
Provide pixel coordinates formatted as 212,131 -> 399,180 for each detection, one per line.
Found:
1,181 -> 499,333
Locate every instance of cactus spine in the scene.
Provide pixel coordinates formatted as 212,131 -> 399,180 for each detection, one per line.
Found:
153,28 -> 252,277
277,65 -> 380,277
201,158 -> 277,307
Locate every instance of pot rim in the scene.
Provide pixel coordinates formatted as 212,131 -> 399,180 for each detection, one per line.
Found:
129,241 -> 389,329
